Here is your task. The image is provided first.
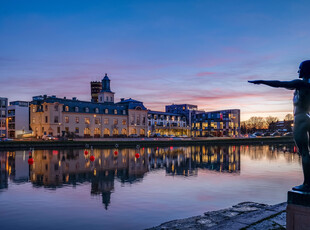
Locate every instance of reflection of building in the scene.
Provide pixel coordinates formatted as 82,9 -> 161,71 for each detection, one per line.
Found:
0,152 -> 8,189
30,75 -> 148,138
0,97 -> 8,138
192,109 -> 240,137
147,111 -> 189,136
8,101 -> 30,138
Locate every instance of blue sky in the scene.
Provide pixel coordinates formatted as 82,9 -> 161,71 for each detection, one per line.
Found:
1,0 -> 310,120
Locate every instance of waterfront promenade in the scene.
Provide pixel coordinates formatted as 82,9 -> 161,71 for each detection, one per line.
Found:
0,136 -> 294,150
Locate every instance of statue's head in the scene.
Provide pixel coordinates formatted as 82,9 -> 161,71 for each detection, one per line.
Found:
299,60 -> 310,79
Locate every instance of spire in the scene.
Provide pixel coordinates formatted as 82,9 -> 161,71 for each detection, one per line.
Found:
101,73 -> 111,92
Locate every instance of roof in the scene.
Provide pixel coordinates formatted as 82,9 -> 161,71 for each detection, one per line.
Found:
148,110 -> 184,117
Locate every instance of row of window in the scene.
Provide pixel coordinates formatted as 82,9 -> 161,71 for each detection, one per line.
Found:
148,115 -> 183,121
33,104 -> 126,115
33,116 -> 128,125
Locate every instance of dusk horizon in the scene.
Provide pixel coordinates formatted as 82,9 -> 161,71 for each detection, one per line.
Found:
2,1 -> 310,120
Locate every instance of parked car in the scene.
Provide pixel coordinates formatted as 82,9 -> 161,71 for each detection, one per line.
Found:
250,132 -> 263,138
283,132 -> 293,137
263,132 -> 271,137
42,135 -> 57,140
179,135 -> 188,138
161,134 -> 169,138
1,138 -> 13,141
129,134 -> 139,138
271,132 -> 282,137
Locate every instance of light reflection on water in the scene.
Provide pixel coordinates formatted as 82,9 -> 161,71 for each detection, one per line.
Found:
0,144 -> 301,230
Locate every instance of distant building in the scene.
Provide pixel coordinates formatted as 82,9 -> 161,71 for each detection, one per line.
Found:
192,109 -> 240,137
90,81 -> 102,103
165,104 -> 199,125
147,110 -> 189,136
8,101 -> 30,138
30,76 -> 148,138
0,97 -> 8,138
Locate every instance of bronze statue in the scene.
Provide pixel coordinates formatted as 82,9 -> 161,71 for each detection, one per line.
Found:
249,60 -> 310,192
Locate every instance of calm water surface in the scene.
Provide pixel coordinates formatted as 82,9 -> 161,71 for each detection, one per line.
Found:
0,144 -> 302,230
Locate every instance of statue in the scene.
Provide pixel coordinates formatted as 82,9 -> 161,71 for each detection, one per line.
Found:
249,60 -> 310,192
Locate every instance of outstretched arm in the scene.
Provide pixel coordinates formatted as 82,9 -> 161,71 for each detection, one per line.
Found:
248,80 -> 308,90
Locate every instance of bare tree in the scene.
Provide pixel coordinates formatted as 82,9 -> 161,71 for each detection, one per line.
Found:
265,116 -> 279,126
284,113 -> 293,121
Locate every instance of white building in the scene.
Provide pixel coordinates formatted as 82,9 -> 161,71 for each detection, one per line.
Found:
0,97 -> 8,138
8,101 -> 30,138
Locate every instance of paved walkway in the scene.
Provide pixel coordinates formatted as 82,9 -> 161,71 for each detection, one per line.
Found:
147,202 -> 286,230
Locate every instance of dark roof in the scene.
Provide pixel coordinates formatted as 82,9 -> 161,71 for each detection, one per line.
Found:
31,96 -> 127,115
116,98 -> 147,110
148,110 -> 184,117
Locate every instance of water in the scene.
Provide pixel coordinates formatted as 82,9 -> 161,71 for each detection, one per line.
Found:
0,144 -> 302,230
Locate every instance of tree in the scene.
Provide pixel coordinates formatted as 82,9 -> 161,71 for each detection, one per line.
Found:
246,116 -> 266,131
265,116 -> 279,126
284,113 -> 293,121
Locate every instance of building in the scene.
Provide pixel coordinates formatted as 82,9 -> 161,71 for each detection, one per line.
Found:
192,109 -> 240,137
30,75 -> 148,138
147,110 -> 189,136
165,104 -> 199,125
7,101 -> 30,138
90,81 -> 102,103
0,97 -> 8,138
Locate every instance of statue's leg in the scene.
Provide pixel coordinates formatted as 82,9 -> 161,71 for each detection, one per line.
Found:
293,117 -> 310,191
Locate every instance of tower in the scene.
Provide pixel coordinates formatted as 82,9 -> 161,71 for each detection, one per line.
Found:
90,81 -> 102,102
98,73 -> 115,104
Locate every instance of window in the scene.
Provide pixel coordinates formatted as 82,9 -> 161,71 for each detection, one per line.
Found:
85,118 -> 90,124
75,117 -> 79,123
54,116 -> 59,123
95,108 -> 99,113
54,105 -> 58,111
45,105 -> 48,111
57,127 -> 60,134
137,115 -> 140,125
105,109 -> 108,114
113,119 -> 118,125
142,116 -> 146,125
32,118 -> 35,124
65,106 -> 69,112
110,97 -> 113,101
114,109 -> 117,115
75,127 -> 79,133
45,116 -> 48,123
122,119 -> 126,125
95,118 -> 100,124
123,110 -> 126,115
106,96 -> 108,101
32,107 -> 36,113
65,116 -> 69,123
130,115 -> 134,125
85,107 -> 89,113
104,118 -> 109,125
75,107 -> 79,112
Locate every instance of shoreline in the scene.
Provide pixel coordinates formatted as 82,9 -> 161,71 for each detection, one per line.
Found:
0,136 -> 294,150
147,202 -> 287,230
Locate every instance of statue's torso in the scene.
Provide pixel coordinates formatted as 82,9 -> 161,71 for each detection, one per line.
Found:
294,88 -> 310,115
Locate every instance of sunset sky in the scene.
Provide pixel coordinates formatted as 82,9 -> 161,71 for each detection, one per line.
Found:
1,0 -> 310,121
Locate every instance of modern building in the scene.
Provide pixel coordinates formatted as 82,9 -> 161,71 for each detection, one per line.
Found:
165,104 -> 199,125
8,101 -> 30,138
192,109 -> 240,137
90,81 -> 102,103
30,75 -> 148,138
0,97 -> 8,138
147,110 -> 189,136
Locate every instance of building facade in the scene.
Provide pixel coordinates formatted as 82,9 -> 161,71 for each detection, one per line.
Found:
0,97 -> 8,138
192,109 -> 240,137
8,101 -> 30,138
90,81 -> 102,103
147,110 -> 189,136
30,75 -> 148,138
165,104 -> 199,125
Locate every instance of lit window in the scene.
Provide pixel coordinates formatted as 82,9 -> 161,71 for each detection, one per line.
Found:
105,109 -> 108,114
122,119 -> 126,125
104,118 -> 109,125
113,119 -> 118,125
85,118 -> 90,124
32,107 -> 36,113
76,117 -> 79,123
32,118 -> 35,124
65,106 -> 69,112
95,118 -> 100,124
114,109 -> 117,115
65,116 -> 69,123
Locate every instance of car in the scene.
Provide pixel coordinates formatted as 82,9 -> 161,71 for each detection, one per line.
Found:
271,132 -> 282,137
168,135 -> 175,138
179,135 -> 188,138
161,134 -> 169,138
1,138 -> 13,141
42,135 -> 57,140
283,132 -> 293,137
251,132 -> 263,137
263,132 -> 271,137
129,134 -> 139,138
205,133 -> 214,137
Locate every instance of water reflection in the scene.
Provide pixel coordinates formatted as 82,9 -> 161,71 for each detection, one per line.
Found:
0,144 -> 299,208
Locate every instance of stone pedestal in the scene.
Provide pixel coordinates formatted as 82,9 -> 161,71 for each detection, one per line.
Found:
287,190 -> 310,230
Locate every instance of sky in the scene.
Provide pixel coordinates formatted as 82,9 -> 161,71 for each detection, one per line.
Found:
1,0 -> 310,121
